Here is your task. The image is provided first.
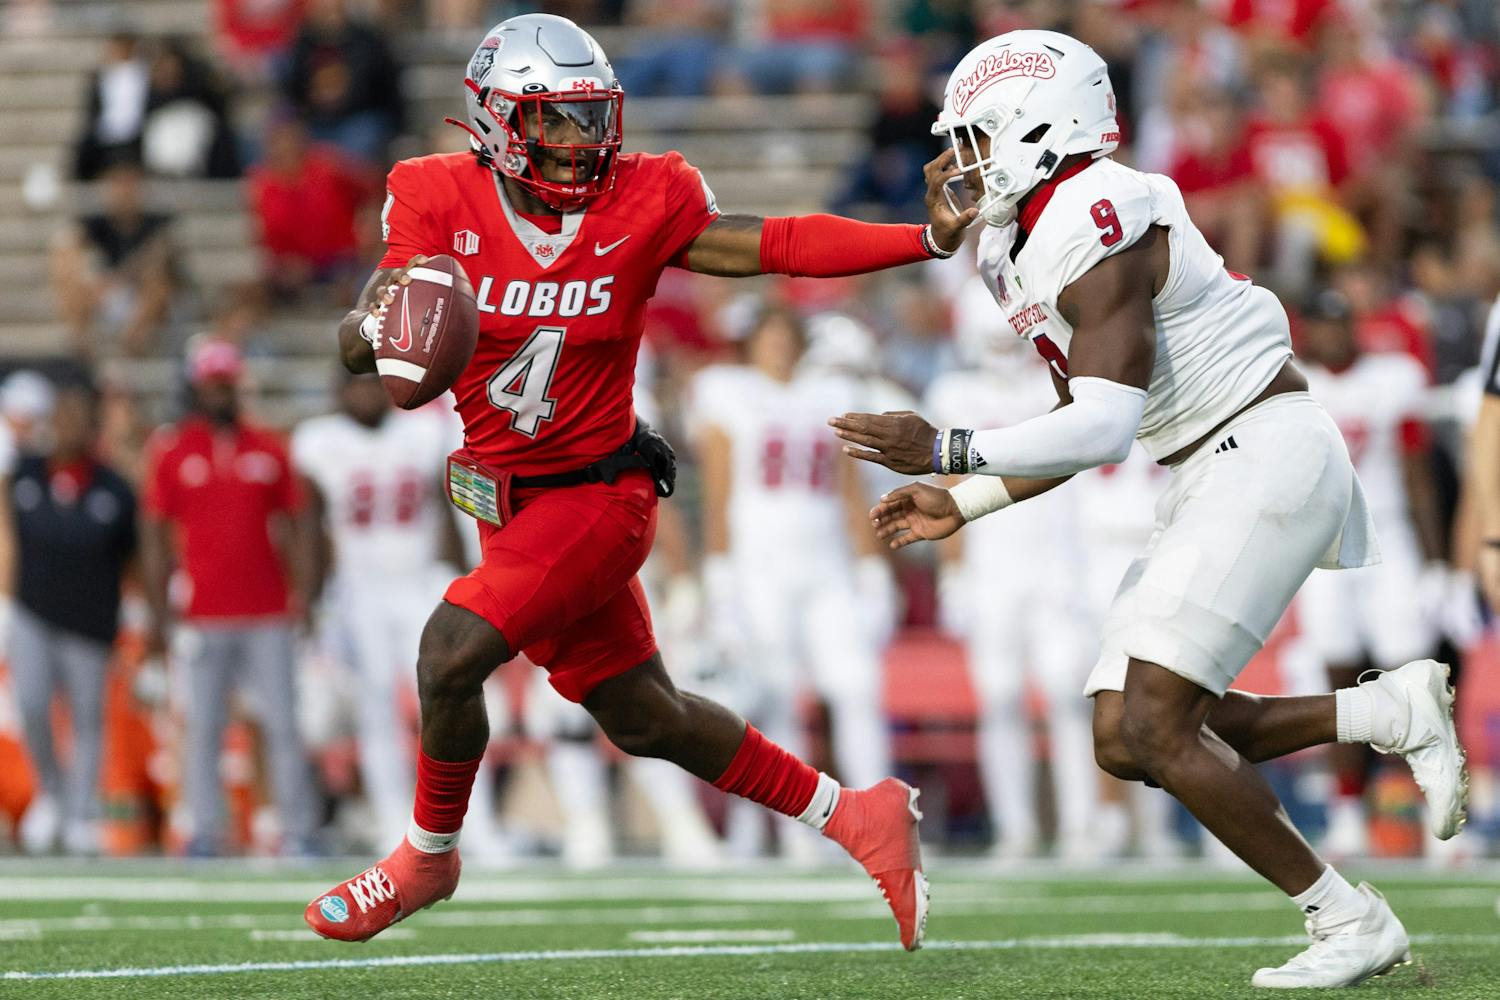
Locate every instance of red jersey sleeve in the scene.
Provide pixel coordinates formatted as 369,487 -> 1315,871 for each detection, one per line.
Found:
141,430 -> 177,520
659,151 -> 721,268
378,159 -> 442,268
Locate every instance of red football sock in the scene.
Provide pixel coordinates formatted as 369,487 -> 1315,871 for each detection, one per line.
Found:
412,751 -> 483,834
712,724 -> 819,818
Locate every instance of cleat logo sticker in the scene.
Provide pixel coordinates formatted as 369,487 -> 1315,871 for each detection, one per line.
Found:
318,896 -> 349,923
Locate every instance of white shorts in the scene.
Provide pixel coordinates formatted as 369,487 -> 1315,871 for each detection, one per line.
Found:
1084,393 -> 1379,699
1296,517 -> 1433,670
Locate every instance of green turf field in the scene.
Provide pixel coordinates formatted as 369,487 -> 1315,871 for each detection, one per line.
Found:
1,859 -> 1497,998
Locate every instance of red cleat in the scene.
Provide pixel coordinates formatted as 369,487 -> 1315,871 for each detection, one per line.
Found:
304,839 -> 461,942
823,777 -> 929,951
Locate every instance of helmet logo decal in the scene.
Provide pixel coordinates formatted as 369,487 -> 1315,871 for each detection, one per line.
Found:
469,35 -> 502,82
953,50 -> 1057,116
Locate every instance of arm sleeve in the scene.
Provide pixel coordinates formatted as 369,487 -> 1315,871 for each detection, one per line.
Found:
964,376 -> 1146,478
377,160 -> 440,268
660,152 -> 721,267
759,214 -> 930,277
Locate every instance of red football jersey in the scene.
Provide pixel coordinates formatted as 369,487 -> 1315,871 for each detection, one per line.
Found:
378,151 -> 719,476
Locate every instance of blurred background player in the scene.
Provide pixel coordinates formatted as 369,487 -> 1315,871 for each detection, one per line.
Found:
928,276 -> 1099,861
693,305 -> 893,858
1293,289 -> 1445,857
292,370 -> 508,857
141,337 -> 317,855
535,369 -> 721,869
2,374 -> 136,855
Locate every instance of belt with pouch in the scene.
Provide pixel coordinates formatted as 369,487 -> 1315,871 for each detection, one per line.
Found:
446,440 -> 647,527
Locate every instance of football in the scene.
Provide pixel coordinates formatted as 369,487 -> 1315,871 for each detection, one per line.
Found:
373,254 -> 479,409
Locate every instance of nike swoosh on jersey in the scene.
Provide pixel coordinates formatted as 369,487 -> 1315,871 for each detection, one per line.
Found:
594,236 -> 630,256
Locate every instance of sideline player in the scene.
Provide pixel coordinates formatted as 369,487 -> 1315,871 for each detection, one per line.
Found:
927,281 -> 1098,859
1292,290 -> 1445,857
694,306 -> 893,856
830,30 -> 1467,987
306,13 -> 971,949
293,371 -> 510,854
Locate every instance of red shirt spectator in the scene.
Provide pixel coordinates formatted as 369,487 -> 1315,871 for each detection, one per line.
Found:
1170,135 -> 1255,196
1357,300 -> 1435,376
143,366 -> 303,621
217,0 -> 307,62
248,120 -> 369,274
765,0 -> 867,42
1244,114 -> 1348,192
1315,24 -> 1420,177
1223,0 -> 1338,47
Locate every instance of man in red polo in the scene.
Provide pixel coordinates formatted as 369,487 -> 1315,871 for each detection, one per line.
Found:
140,337 -> 317,855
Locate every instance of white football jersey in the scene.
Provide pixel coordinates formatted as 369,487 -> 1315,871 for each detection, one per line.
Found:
292,409 -> 454,582
975,157 -> 1291,461
690,364 -> 861,566
1302,353 -> 1428,524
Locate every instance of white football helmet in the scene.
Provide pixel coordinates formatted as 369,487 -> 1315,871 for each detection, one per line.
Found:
933,30 -> 1120,228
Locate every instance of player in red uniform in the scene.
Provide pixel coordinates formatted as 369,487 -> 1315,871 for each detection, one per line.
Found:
305,13 -> 972,950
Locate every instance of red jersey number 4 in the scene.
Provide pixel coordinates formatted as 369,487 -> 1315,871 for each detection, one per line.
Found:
487,326 -> 565,438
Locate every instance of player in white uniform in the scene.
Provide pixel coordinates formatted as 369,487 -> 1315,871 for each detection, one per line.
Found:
1293,290 -> 1445,857
293,374 -> 496,852
695,306 -> 892,855
535,376 -> 724,868
831,30 -> 1466,988
930,274 -> 1100,859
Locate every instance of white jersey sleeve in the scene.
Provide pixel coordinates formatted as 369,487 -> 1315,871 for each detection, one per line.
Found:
1020,165 -> 1156,309
986,158 -> 1292,461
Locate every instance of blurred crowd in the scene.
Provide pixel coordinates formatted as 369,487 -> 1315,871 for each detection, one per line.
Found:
1,0 -> 1499,865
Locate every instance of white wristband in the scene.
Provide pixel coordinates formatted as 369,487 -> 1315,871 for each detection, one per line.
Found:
359,309 -> 383,349
949,475 -> 1013,522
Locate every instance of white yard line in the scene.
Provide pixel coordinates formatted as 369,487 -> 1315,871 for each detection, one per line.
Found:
6,933 -> 1500,981
2,888 -> 1492,939
248,929 -> 416,942
626,930 -> 796,944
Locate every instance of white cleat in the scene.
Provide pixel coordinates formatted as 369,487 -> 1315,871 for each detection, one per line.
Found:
1366,660 -> 1469,839
1252,884 -> 1411,989
19,793 -> 60,855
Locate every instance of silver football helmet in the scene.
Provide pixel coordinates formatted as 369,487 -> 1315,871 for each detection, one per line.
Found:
451,13 -> 623,209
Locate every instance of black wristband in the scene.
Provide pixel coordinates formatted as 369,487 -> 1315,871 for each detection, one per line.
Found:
921,224 -> 957,260
946,428 -> 973,475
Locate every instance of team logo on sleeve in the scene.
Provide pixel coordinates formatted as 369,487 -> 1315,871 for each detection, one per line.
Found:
453,229 -> 480,256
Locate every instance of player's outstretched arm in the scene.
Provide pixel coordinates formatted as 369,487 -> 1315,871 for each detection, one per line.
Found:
832,234 -> 1160,484
336,256 -> 430,373
680,150 -> 976,278
869,472 -> 1073,550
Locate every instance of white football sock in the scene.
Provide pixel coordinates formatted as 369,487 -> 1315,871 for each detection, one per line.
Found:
407,820 -> 460,854
1336,684 -> 1403,746
1291,864 -> 1368,930
797,772 -> 841,831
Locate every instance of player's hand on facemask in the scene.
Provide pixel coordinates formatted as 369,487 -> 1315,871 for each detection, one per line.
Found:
869,483 -> 966,551
924,148 -> 980,253
830,410 -> 939,475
